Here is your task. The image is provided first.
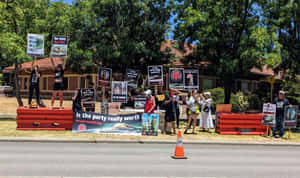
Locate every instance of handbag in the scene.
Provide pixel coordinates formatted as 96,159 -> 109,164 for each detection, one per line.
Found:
203,105 -> 209,112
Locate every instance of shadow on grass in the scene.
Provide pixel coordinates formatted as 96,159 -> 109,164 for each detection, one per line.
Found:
0,118 -> 16,121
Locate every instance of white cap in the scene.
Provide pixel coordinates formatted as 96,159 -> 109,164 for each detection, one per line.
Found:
204,92 -> 211,96
279,90 -> 285,95
144,89 -> 152,96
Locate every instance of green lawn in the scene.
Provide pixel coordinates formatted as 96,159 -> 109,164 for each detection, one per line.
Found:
1,118 -> 300,143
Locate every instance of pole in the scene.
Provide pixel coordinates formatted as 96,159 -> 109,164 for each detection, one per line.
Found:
288,128 -> 291,139
270,83 -> 273,104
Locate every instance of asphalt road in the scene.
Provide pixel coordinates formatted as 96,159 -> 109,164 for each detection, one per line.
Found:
0,142 -> 299,178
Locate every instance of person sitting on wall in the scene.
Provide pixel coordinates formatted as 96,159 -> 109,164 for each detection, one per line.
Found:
72,88 -> 82,113
50,56 -> 67,109
26,57 -> 41,108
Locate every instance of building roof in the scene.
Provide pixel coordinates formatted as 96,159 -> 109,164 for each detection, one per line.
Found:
250,65 -> 283,79
2,58 -> 63,73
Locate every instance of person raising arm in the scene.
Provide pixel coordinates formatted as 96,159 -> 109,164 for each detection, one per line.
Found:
50,56 -> 68,109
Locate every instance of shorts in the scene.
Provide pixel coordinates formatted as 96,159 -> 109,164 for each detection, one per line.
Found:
53,82 -> 64,90
165,112 -> 176,122
188,108 -> 200,115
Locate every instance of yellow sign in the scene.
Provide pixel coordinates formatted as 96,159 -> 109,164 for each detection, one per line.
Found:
156,94 -> 165,101
267,76 -> 276,84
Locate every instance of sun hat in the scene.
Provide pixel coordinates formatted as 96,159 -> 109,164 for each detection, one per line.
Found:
144,89 -> 152,96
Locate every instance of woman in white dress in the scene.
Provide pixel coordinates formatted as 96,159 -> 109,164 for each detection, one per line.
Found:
199,92 -> 214,132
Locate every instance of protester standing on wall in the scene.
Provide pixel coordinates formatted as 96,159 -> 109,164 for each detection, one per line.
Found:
184,90 -> 200,134
272,90 -> 292,138
144,89 -> 156,114
27,57 -> 41,107
199,92 -> 214,132
50,57 -> 67,109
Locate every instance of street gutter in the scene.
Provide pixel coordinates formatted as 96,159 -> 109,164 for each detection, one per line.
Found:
0,137 -> 300,146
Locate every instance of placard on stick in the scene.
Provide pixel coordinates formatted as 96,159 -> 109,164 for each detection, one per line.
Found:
98,67 -> 112,88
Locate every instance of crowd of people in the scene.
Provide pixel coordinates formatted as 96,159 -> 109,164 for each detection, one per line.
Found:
143,88 -> 214,135
25,57 -> 294,138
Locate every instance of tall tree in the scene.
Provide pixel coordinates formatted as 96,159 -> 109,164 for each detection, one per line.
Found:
174,0 -> 281,103
0,0 -> 50,106
262,0 -> 300,76
71,0 -> 173,74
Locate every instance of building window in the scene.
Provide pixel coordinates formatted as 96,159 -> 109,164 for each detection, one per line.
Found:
24,78 -> 28,89
203,79 -> 213,90
63,77 -> 68,90
43,77 -> 47,90
241,81 -> 248,92
80,77 -> 85,88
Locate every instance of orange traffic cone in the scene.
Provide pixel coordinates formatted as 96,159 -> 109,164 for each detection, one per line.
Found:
171,131 -> 187,159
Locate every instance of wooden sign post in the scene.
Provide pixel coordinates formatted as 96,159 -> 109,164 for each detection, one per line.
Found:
267,76 -> 276,103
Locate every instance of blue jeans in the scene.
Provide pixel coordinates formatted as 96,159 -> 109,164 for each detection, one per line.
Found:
272,114 -> 284,137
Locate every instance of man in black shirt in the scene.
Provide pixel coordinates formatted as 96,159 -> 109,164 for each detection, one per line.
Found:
272,90 -> 292,138
164,91 -> 177,135
27,58 -> 41,107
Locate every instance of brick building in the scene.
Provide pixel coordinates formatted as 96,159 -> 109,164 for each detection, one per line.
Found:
2,40 -> 282,98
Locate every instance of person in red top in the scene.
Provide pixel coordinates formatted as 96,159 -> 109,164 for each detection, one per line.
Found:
144,89 -> 156,114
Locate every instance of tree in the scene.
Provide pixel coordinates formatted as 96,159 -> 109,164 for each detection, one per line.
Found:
0,0 -> 50,106
71,0 -> 173,74
174,0 -> 281,103
262,0 -> 300,76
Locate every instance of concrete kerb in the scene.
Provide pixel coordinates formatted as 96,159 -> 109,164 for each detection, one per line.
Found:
0,137 -> 300,146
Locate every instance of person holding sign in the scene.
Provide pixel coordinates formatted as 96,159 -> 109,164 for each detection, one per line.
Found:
50,57 -> 67,109
26,57 -> 41,107
272,90 -> 292,138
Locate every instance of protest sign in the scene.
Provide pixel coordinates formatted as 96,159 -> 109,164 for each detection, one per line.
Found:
50,36 -> 68,57
262,103 -> 276,127
148,65 -> 163,86
142,113 -> 159,136
184,70 -> 199,90
98,68 -> 112,87
27,34 -> 44,57
169,68 -> 184,89
134,96 -> 147,109
112,81 -> 128,103
125,69 -> 139,89
72,112 -> 142,135
284,105 -> 298,129
81,88 -> 96,108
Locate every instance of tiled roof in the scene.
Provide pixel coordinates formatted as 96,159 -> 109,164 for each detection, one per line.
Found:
3,40 -> 281,78
3,58 -> 63,73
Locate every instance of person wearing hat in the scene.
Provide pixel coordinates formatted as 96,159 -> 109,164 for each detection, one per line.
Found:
144,89 -> 156,114
199,92 -> 214,132
272,90 -> 292,138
